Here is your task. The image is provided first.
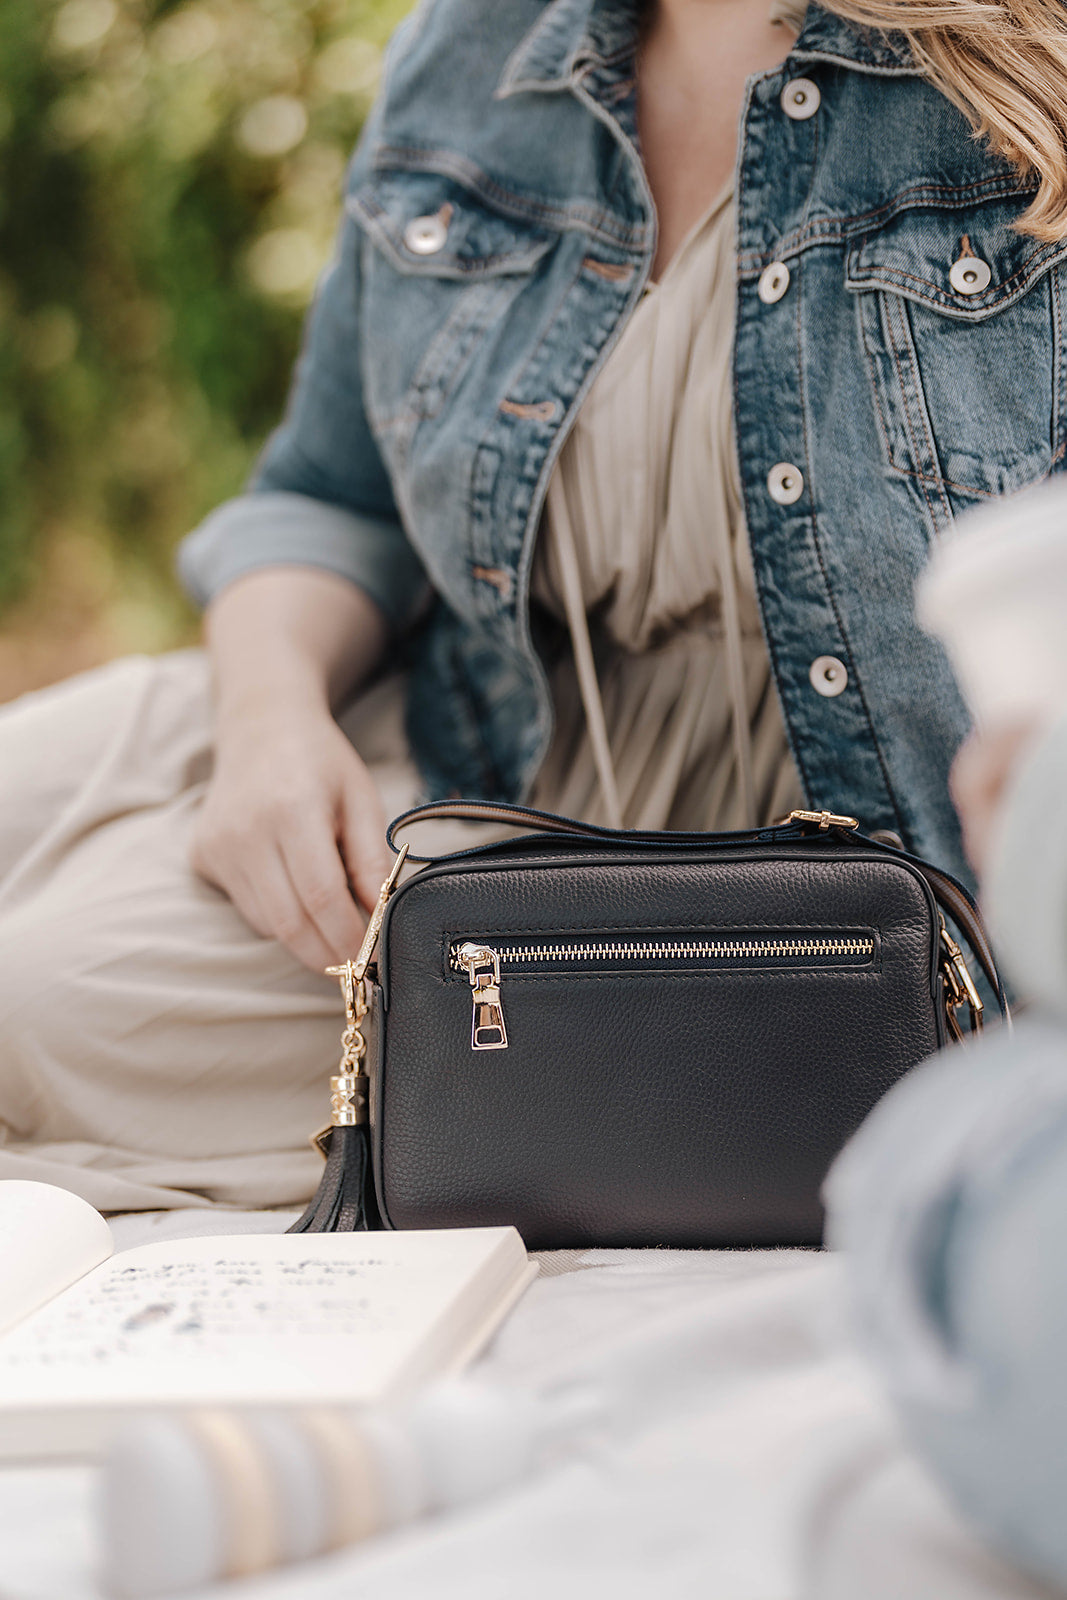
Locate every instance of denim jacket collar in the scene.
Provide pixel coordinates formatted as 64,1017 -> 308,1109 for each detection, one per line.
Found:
496,0 -> 639,97
793,5 -> 916,73
496,0 -> 916,99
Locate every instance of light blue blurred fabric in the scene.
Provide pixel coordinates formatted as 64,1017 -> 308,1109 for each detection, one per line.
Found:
826,1009 -> 1067,1589
824,669 -> 1067,1590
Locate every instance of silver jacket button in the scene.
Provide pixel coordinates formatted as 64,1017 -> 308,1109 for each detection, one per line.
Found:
810,655 -> 849,697
758,262 -> 791,304
781,78 -> 820,119
949,254 -> 992,295
404,213 -> 449,255
767,461 -> 804,505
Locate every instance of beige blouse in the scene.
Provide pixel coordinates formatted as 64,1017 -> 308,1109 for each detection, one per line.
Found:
530,0 -> 807,833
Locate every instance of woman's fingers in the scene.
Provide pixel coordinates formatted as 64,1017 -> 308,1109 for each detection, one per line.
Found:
234,843 -> 340,972
190,708 -> 389,971
337,763 -> 391,917
278,813 -> 367,964
193,799 -> 349,972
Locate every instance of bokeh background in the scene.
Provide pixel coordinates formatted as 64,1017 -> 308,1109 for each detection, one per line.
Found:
0,0 -> 411,702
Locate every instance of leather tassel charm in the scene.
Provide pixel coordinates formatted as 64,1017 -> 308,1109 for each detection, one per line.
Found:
288,849 -> 407,1234
288,958 -> 378,1233
288,1121 -> 380,1233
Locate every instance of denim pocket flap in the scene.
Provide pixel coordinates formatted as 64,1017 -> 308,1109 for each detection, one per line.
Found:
844,198 -> 1067,320
349,172 -> 557,280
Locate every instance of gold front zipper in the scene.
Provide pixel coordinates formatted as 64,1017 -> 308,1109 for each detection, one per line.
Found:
451,932 -> 876,1051
456,935 -> 874,965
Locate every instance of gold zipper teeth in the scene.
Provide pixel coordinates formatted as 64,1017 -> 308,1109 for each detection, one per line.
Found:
452,937 -> 873,968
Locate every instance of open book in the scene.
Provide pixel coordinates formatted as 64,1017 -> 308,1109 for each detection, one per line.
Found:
0,1181 -> 536,1461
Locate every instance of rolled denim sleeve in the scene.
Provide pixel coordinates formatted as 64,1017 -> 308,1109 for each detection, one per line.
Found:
177,112 -> 428,632
177,491 -> 426,632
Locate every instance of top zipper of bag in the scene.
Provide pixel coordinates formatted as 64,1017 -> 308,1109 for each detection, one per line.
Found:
451,931 -> 876,1051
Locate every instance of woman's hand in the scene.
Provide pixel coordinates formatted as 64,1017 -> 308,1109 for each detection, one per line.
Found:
192,695 -> 390,971
192,567 -> 392,972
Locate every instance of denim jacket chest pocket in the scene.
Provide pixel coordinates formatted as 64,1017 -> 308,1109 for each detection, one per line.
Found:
844,194 -> 1067,530
348,173 -> 558,453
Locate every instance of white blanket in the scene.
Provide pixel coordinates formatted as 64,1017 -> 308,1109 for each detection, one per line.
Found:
0,1210 -> 1058,1600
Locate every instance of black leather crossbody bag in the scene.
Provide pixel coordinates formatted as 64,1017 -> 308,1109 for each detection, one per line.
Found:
291,802 -> 1007,1249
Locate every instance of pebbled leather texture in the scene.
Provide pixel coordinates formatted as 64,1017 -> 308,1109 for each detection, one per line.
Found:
370,844 -> 945,1249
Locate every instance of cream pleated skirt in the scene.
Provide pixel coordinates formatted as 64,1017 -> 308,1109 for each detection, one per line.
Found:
0,649 -> 464,1213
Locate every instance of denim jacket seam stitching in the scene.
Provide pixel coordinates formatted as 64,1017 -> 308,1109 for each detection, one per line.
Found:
797,81 -> 821,243
733,78 -> 817,806
1052,266 -> 1064,460
849,244 -> 1067,306
885,307 -> 939,514
793,246 -> 905,832
915,473 -> 998,498
863,291 -> 926,485
736,178 -> 1035,272
853,299 -> 1001,497
349,190 -> 556,276
371,147 -> 647,249
854,295 -> 899,476
495,240 -> 634,422
892,293 -> 955,518
884,293 -> 953,528
411,280 -> 516,423
507,267 -> 652,798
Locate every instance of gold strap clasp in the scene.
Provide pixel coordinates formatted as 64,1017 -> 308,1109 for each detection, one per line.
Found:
939,913 -> 984,1041
778,809 -> 860,831
313,846 -> 409,1152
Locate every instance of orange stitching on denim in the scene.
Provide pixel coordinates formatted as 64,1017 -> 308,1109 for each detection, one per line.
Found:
471,565 -> 513,598
500,398 -> 558,421
581,257 -> 633,282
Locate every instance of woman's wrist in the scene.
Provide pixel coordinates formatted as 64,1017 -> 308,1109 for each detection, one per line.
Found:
212,660 -> 333,738
204,566 -> 390,741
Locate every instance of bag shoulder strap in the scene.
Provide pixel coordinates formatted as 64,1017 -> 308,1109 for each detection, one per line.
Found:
387,799 -> 801,857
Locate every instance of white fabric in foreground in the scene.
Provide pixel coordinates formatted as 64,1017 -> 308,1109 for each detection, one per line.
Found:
0,1211 -> 1058,1600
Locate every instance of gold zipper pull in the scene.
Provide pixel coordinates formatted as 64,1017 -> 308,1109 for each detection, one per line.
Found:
455,942 -> 509,1050
938,912 -> 984,1040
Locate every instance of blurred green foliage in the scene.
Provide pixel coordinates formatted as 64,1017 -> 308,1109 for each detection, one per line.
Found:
0,0 -> 411,644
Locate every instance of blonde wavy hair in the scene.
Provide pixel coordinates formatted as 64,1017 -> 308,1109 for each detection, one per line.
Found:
824,0 -> 1067,240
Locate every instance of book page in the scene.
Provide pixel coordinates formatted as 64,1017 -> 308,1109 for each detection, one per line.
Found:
0,1181 -> 113,1336
0,1229 -> 528,1409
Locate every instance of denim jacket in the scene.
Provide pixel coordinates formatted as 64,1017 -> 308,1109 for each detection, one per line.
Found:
178,0 -> 1067,886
